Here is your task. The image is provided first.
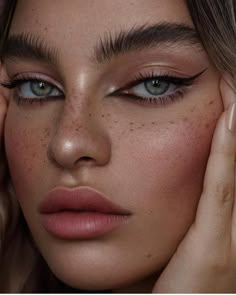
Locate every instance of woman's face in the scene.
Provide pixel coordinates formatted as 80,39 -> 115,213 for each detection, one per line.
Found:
1,0 -> 222,292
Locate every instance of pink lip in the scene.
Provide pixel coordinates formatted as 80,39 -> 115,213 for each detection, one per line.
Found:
39,186 -> 131,239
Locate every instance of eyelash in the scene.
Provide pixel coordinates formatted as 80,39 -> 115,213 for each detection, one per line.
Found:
112,71 -> 199,106
1,74 -> 63,106
0,71 -> 202,107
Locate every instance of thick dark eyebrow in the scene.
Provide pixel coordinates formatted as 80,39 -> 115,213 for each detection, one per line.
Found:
93,22 -> 202,64
1,33 -> 59,66
1,22 -> 201,67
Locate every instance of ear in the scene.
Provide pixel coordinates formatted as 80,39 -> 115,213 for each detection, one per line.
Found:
0,61 -> 10,109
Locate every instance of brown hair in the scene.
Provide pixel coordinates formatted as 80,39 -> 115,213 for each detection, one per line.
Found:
0,0 -> 16,55
187,0 -> 236,80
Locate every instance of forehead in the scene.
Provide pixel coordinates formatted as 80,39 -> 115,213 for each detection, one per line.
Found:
10,0 -> 193,43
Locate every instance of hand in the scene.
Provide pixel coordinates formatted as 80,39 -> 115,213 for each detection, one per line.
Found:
0,62 -> 9,186
153,77 -> 236,293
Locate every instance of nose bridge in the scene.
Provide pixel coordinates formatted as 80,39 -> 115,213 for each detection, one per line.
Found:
47,93 -> 111,169
61,92 -> 91,128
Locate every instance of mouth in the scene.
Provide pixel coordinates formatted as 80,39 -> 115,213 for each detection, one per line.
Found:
39,186 -> 131,240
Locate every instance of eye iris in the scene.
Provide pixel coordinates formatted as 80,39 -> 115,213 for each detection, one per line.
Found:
30,81 -> 53,96
144,79 -> 169,95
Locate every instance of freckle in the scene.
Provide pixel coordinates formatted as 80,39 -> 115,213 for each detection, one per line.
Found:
205,123 -> 210,129
101,114 -> 105,118
145,253 -> 152,258
169,121 -> 175,124
130,129 -> 134,131
107,113 -> 111,117
183,117 -> 188,122
190,107 -> 195,112
151,121 -> 156,125
197,122 -> 202,129
114,120 -> 118,123
89,113 -> 92,117
129,122 -> 134,125
142,124 -> 145,127
208,100 -> 214,105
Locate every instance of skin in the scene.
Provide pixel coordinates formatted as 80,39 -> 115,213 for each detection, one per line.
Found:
1,0 -> 232,292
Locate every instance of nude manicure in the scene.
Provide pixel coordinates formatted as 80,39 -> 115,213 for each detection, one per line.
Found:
227,103 -> 236,132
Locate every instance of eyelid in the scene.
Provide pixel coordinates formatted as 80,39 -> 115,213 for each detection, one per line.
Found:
109,68 -> 207,96
11,72 -> 64,93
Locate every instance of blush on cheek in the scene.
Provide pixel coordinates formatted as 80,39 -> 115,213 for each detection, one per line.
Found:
160,116 -> 219,241
164,118 -> 216,191
123,113 -> 218,223
4,124 -> 45,203
144,116 -> 218,246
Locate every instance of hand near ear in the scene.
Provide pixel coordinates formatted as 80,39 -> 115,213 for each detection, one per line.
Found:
0,62 -> 9,185
153,77 -> 236,293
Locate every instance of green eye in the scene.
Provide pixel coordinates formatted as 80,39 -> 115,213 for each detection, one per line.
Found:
16,80 -> 62,99
30,81 -> 54,96
144,79 -> 169,95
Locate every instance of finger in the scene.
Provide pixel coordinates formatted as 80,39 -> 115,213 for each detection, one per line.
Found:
0,94 -> 7,138
194,78 -> 236,245
221,75 -> 236,109
0,63 -> 8,136
0,63 -> 8,175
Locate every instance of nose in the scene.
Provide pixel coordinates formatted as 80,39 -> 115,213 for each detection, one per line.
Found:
47,99 -> 111,170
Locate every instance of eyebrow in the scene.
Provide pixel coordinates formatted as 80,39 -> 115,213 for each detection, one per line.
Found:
93,22 -> 202,64
1,33 -> 59,66
1,22 -> 202,66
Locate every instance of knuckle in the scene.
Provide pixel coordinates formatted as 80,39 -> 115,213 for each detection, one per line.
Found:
195,244 -> 232,275
215,184 -> 234,204
206,254 -> 231,274
203,183 -> 234,204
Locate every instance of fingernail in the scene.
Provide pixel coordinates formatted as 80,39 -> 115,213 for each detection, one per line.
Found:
227,103 -> 236,132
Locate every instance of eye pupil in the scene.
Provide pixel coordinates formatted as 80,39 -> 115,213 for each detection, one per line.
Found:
31,81 -> 53,96
152,79 -> 160,87
145,79 -> 169,95
39,82 -> 46,89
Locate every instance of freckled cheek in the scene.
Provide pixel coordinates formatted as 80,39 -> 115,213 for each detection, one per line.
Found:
4,120 -> 48,203
117,115 -> 218,214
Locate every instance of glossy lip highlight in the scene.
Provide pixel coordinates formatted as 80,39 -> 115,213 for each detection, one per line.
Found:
39,186 -> 131,239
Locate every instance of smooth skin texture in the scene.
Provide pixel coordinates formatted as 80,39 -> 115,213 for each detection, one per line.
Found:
0,0 -> 236,292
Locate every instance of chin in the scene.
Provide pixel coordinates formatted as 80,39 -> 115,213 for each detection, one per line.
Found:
51,269 -> 134,291
46,256 -> 159,292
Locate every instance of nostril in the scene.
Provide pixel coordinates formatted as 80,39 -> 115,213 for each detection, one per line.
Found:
80,157 -> 92,161
74,156 -> 93,164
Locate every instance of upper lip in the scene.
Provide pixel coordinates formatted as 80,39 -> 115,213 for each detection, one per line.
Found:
39,186 -> 131,215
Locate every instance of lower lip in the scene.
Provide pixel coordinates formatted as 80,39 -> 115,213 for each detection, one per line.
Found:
41,211 -> 129,239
